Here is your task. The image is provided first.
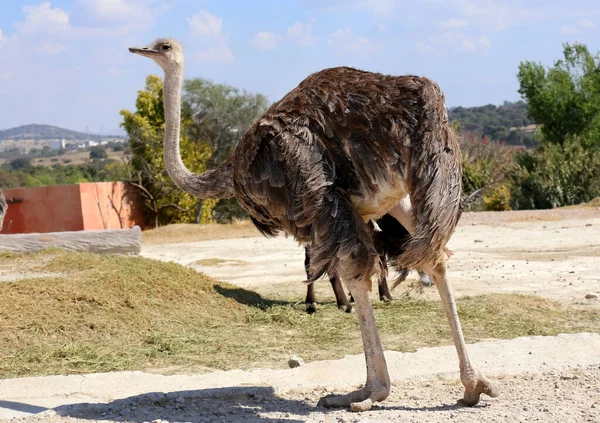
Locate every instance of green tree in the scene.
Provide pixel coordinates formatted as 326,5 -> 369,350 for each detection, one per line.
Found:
183,78 -> 269,222
9,157 -> 32,171
89,146 -> 108,160
517,43 -> 600,148
510,138 -> 600,209
120,75 -> 214,227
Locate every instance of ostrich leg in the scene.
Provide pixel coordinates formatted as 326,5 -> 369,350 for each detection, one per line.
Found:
305,246 -> 352,313
318,276 -> 390,411
389,199 -> 498,405
431,262 -> 499,405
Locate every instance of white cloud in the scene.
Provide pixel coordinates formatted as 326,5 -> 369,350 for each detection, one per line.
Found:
560,19 -> 595,34
362,0 -> 392,15
328,27 -> 352,45
250,31 -> 281,51
39,41 -> 68,55
196,45 -> 235,64
287,21 -> 317,46
187,11 -> 223,38
186,10 -> 235,64
328,27 -> 379,55
301,0 -> 393,14
16,2 -> 70,35
71,0 -> 164,32
451,0 -> 549,31
0,29 -> 6,46
578,19 -> 595,29
415,32 -> 491,56
560,24 -> 577,35
440,18 -> 468,30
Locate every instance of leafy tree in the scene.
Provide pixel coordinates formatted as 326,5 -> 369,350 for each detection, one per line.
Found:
183,78 -> 269,222
510,138 -> 600,209
89,146 -> 108,160
120,75 -> 214,227
8,157 -> 32,171
518,43 -> 600,148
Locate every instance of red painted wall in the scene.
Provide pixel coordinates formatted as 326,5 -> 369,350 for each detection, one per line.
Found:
1,182 -> 146,234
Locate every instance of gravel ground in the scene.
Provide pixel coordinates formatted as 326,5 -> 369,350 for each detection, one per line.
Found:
8,365 -> 600,423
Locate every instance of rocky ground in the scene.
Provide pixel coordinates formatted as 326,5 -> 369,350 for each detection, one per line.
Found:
2,207 -> 600,422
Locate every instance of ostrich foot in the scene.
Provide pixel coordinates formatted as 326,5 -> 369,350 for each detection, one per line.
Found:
379,292 -> 393,302
338,304 -> 353,313
460,370 -> 500,406
305,302 -> 318,314
317,384 -> 389,412
419,272 -> 434,287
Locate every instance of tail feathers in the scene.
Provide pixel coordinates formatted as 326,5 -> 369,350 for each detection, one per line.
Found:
396,80 -> 462,271
308,192 -> 382,285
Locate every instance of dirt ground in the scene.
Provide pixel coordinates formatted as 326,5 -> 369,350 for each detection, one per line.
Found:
141,207 -> 600,305
3,207 -> 600,422
14,366 -> 600,423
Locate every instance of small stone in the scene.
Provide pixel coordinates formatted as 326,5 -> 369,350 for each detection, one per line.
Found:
288,355 -> 305,368
523,406 -> 529,411
543,408 -> 550,412
175,397 -> 185,404
585,293 -> 598,299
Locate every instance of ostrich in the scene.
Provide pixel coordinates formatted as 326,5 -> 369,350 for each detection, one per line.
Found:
304,213 -> 432,314
0,190 -> 7,231
129,38 -> 498,411
303,216 -> 395,314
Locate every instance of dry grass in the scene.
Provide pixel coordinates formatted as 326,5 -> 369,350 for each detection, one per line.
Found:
0,250 -> 598,378
142,221 -> 261,244
0,150 -> 124,167
35,150 -> 124,166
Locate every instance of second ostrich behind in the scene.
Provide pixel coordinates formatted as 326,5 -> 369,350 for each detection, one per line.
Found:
304,213 -> 433,314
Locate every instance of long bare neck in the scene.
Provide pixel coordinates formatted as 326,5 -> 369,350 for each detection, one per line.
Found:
162,65 -> 234,199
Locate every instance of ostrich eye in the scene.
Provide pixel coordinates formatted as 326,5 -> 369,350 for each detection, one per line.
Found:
162,44 -> 171,51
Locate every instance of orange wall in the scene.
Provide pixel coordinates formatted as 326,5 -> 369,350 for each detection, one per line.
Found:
80,182 -> 146,230
1,182 -> 146,234
2,185 -> 83,234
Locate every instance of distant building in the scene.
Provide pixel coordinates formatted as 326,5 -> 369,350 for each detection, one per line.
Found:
49,139 -> 66,150
75,140 -> 100,149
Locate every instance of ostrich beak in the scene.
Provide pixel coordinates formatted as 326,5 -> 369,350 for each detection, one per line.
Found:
128,45 -> 158,57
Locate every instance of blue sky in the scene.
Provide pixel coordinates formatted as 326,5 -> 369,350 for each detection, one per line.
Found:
0,0 -> 598,135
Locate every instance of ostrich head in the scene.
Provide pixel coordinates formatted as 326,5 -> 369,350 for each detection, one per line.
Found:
129,38 -> 184,70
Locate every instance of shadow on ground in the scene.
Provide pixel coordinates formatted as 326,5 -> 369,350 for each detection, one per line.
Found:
52,386 -> 310,422
214,284 -> 291,309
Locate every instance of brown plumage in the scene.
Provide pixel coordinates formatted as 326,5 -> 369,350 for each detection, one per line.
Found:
130,38 -> 498,412
233,67 -> 461,283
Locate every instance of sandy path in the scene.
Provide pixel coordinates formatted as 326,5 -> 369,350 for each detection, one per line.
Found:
141,214 -> 600,303
3,333 -> 600,422
3,209 -> 600,422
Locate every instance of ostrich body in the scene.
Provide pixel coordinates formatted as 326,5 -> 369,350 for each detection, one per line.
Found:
129,38 -> 498,411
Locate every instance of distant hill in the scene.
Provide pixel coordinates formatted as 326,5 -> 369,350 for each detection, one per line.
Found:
0,124 -> 122,141
449,101 -> 537,144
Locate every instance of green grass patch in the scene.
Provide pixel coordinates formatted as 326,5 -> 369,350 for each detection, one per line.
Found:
1,250 -> 598,378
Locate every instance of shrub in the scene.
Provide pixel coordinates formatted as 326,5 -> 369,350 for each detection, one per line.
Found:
510,138 -> 600,209
483,184 -> 512,211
